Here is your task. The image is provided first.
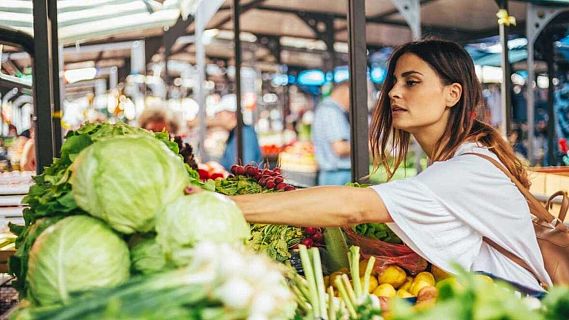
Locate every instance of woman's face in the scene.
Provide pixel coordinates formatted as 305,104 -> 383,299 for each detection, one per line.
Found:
388,53 -> 459,134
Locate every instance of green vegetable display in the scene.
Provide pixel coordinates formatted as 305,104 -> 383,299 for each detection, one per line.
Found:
346,182 -> 402,244
155,191 -> 251,266
71,135 -> 189,234
214,175 -> 265,195
10,122 -> 196,296
249,224 -> 303,262
26,216 -> 130,306
130,236 -> 171,276
390,265 -> 555,320
353,223 -> 402,244
12,243 -> 295,320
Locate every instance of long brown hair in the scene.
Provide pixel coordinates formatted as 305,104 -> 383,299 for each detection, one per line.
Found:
369,39 -> 530,188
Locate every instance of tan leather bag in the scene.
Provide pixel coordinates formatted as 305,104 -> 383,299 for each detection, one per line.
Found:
465,153 -> 569,287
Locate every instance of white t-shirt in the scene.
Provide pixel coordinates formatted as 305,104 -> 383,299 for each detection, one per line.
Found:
371,142 -> 552,291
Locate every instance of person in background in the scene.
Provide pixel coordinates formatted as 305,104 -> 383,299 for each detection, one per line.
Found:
20,126 -> 35,171
212,94 -> 262,170
312,81 -> 352,185
138,107 -> 179,136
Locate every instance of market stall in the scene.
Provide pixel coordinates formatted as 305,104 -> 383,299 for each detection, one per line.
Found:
2,0 -> 569,319
0,121 -> 567,319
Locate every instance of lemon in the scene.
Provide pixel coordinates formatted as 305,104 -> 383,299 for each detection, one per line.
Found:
373,283 -> 396,298
431,265 -> 450,281
414,272 -> 435,286
474,274 -> 494,285
435,277 -> 464,293
329,272 -> 344,289
324,275 -> 330,288
399,276 -> 414,291
410,280 -> 432,296
359,259 -> 376,277
360,276 -> 379,293
396,289 -> 414,298
378,265 -> 407,288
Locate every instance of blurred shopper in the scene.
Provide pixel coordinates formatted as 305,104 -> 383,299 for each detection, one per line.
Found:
312,81 -> 351,185
139,107 -> 179,135
213,94 -> 262,170
20,126 -> 35,171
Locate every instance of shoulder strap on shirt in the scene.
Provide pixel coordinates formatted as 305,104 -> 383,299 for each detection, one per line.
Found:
462,152 -> 549,287
463,152 -> 555,223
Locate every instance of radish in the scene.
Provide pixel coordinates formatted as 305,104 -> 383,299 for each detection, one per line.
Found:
276,182 -> 287,191
312,232 -> 324,243
274,177 -> 284,184
284,185 -> 295,191
245,165 -> 258,177
259,177 -> 268,186
304,227 -> 317,235
301,238 -> 313,248
265,180 -> 276,189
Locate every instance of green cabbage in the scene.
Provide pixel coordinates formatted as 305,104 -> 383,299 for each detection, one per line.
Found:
130,237 -> 171,275
70,135 -> 189,234
26,216 -> 130,306
156,192 -> 250,266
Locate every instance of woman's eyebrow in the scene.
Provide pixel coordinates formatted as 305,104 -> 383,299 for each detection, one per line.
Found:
400,70 -> 423,77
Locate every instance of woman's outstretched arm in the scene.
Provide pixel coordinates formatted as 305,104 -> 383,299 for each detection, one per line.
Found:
231,186 -> 392,227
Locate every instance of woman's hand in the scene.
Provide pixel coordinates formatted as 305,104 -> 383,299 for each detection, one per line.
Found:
183,185 -> 203,195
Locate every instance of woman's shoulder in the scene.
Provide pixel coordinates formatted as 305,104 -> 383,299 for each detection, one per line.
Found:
416,143 -> 504,187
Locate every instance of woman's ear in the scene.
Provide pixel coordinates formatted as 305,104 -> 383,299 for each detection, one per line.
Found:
445,83 -> 462,108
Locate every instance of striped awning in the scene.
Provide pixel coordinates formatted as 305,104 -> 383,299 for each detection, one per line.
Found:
0,0 -> 200,45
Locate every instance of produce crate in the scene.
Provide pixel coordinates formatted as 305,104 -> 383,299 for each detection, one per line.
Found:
282,169 -> 318,187
0,276 -> 18,319
0,251 -> 15,273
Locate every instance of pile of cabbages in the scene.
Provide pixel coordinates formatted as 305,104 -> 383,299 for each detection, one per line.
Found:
11,124 -> 251,307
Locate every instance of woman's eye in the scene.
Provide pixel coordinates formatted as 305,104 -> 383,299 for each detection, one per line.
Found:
406,80 -> 419,87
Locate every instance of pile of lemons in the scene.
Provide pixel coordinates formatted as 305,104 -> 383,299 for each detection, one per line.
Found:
324,261 -> 462,308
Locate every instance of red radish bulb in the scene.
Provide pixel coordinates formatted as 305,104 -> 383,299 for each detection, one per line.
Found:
304,227 -> 317,235
301,238 -> 314,248
312,232 -> 324,243
276,182 -> 287,191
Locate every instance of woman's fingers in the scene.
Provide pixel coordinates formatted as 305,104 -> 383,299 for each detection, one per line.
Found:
184,185 -> 203,195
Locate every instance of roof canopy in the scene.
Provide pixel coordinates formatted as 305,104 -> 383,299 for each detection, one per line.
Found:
0,0 -> 199,44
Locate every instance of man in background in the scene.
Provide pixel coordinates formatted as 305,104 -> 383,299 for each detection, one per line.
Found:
214,94 -> 262,170
312,82 -> 351,185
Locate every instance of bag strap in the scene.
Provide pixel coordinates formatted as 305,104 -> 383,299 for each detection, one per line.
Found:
482,236 -> 546,287
463,152 -> 550,287
546,190 -> 569,223
463,152 -> 556,223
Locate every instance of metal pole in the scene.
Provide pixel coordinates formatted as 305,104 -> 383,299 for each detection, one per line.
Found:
196,7 -> 207,161
49,0 -> 62,155
545,33 -> 557,165
347,0 -> 368,182
525,4 -> 567,165
527,40 -> 536,165
233,0 -> 244,163
497,0 -> 513,137
32,0 -> 55,173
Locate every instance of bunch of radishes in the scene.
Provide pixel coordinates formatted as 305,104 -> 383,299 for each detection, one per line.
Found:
298,227 -> 324,249
230,164 -> 296,191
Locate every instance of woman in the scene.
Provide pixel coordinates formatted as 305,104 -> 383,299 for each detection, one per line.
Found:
202,40 -> 550,292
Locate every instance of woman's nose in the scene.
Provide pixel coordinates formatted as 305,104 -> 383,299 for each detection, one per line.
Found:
388,85 -> 401,100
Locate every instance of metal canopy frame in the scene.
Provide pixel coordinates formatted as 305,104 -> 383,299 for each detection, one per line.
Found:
32,0 -> 58,173
347,0 -> 369,182
526,3 -> 569,165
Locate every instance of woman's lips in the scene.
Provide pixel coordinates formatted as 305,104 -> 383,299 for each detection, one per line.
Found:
391,105 -> 408,114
